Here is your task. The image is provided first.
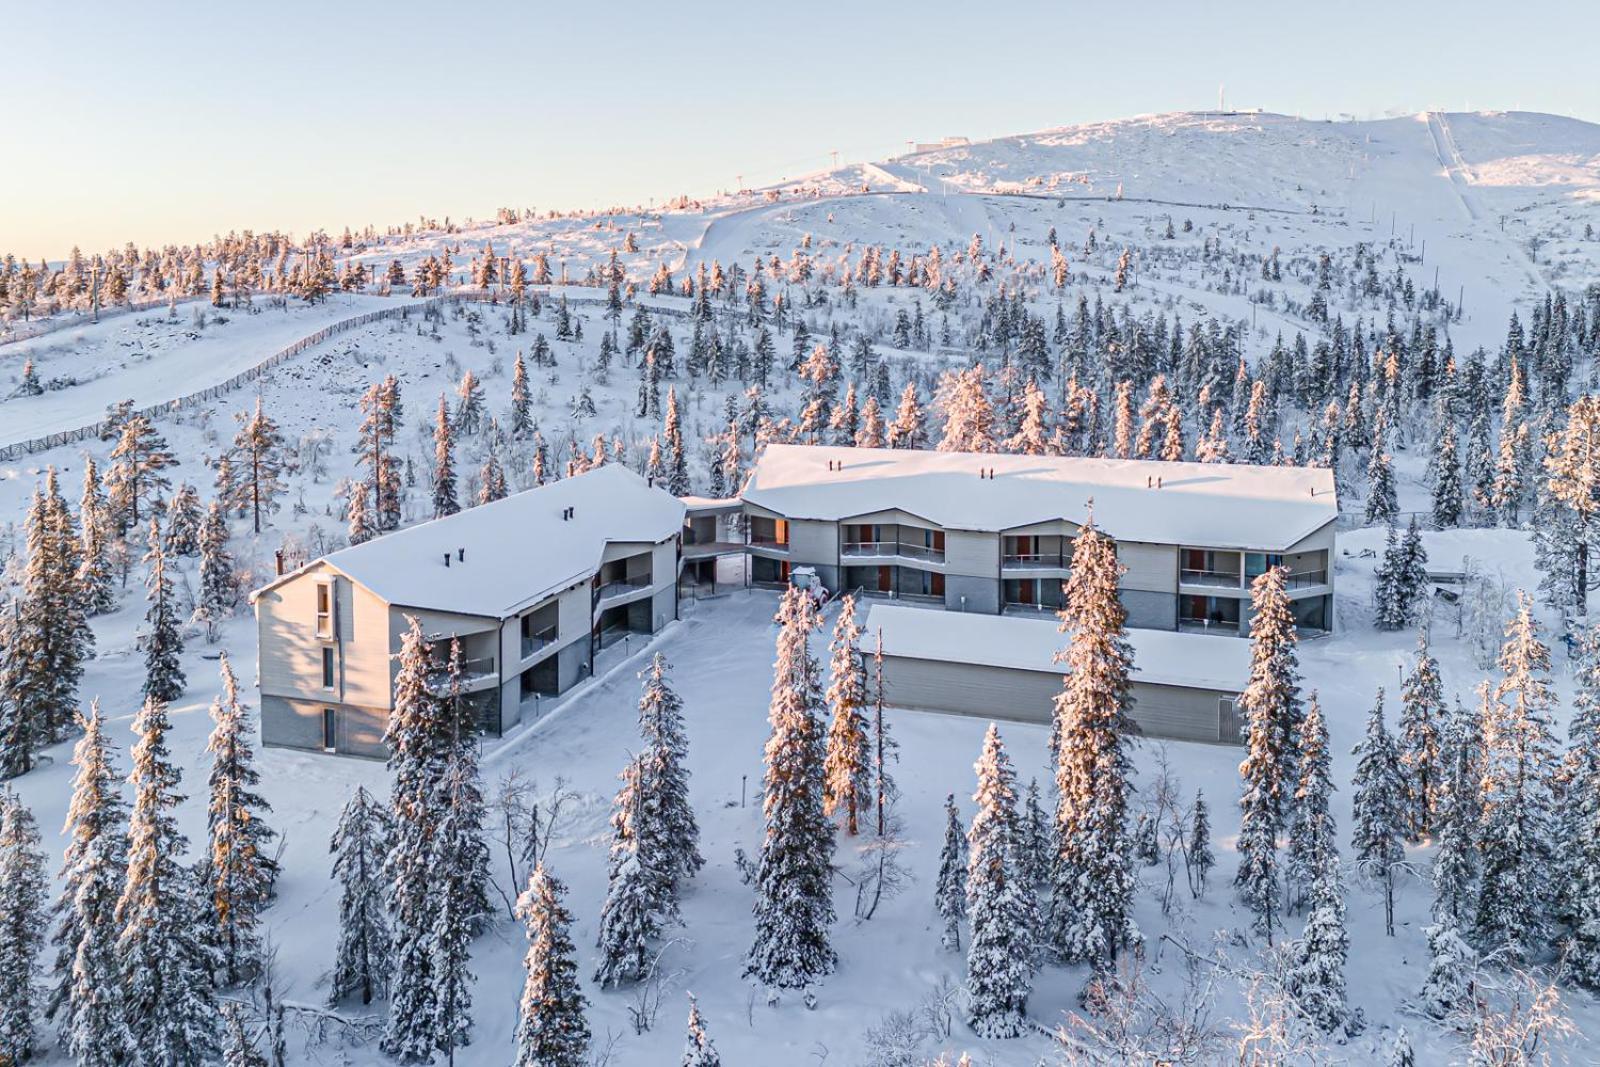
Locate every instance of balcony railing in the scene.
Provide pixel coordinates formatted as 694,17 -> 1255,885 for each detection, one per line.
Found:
748,535 -> 789,550
1003,552 -> 1070,570
1283,568 -> 1329,589
426,657 -> 497,691
595,575 -> 652,604
1180,568 -> 1244,588
520,623 -> 558,659
841,541 -> 945,562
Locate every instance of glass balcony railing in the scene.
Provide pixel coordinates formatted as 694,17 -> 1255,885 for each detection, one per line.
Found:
841,541 -> 945,562
520,623 -> 558,658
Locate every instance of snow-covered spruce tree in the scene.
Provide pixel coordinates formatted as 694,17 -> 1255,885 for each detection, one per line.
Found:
356,376 -> 404,532
163,483 -> 203,557
203,652 -> 278,985
1432,421 -> 1464,529
1285,820 -> 1348,1034
429,746 -> 483,1062
1432,696 -> 1482,933
1188,789 -> 1215,899
141,516 -> 186,703
514,863 -> 590,1067
432,394 -> 459,519
1397,631 -> 1446,840
1475,592 -> 1560,961
1020,778 -> 1051,890
1364,447 -> 1399,527
1285,694 -> 1336,916
324,780 -> 390,1004
193,500 -> 236,642
593,754 -> 663,988
935,364 -> 997,453
381,617 -> 445,1061
453,369 -> 486,435
963,724 -> 1034,1039
681,994 -> 720,1066
935,793 -> 968,951
47,702 -> 133,1064
346,479 -> 375,547
886,382 -> 927,449
0,790 -> 49,1064
1045,512 -> 1138,969
328,785 -> 393,1006
665,387 -> 691,496
220,1002 -> 268,1067
1419,918 -> 1478,1021
77,458 -> 117,618
1562,623 -> 1600,988
510,352 -> 532,436
1234,566 -> 1302,943
478,455 -> 508,505
1544,394 -> 1600,615
117,695 -> 219,1065
745,587 -> 836,989
1351,689 -> 1406,937
1397,515 -> 1430,617
1372,524 -> 1410,632
636,652 -> 702,907
823,595 -> 872,836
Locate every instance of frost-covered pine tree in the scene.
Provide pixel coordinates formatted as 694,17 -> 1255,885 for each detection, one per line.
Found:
1046,512 -> 1138,968
453,369 -> 486,435
117,695 -> 218,1066
1562,623 -> 1600,988
47,702 -> 133,1064
1418,918 -> 1477,1020
432,394 -> 459,519
1285,824 -> 1347,1034
220,1003 -> 268,1067
513,864 -> 590,1067
746,587 -> 836,988
1285,694 -> 1335,916
106,411 -> 177,531
680,994 -> 720,1067
141,517 -> 186,703
963,724 -> 1034,1039
1398,631 -> 1446,840
1351,689 -> 1406,937
328,785 -> 392,1006
346,479 -> 375,546
430,747 -> 483,1062
510,352 -> 532,435
823,595 -> 872,836
1234,566 -> 1302,943
1372,524 -> 1408,631
1432,696 -> 1482,934
193,500 -> 236,642
227,398 -> 286,534
1020,778 -> 1051,889
0,790 -> 48,1065
1544,394 -> 1600,615
1475,592 -> 1559,961
886,382 -> 927,449
203,653 -> 278,985
478,456 -> 508,505
935,793 -> 968,951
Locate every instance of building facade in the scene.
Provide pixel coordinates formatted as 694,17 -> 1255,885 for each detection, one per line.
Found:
739,444 -> 1337,637
251,465 -> 684,758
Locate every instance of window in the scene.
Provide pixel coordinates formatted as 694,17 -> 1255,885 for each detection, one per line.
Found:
315,582 -> 332,638
321,647 -> 335,688
322,708 -> 337,752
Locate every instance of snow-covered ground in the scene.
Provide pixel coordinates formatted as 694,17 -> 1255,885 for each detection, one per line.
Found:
3,107 -> 1600,1064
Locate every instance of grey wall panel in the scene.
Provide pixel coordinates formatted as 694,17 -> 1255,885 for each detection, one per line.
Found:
1123,590 -> 1177,630
945,574 -> 1000,614
944,530 -> 999,578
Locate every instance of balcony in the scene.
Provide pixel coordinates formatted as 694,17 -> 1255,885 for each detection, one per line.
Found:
594,574 -> 653,609
748,535 -> 789,553
520,622 -> 559,659
1003,552 -> 1070,571
1283,568 -> 1329,590
1180,568 -> 1244,589
841,541 -> 945,563
425,656 -> 498,693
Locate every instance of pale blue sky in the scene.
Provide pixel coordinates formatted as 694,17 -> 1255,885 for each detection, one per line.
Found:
5,0 -> 1596,258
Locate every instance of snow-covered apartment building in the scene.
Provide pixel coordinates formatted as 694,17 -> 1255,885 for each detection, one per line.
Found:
727,444 -> 1338,637
251,465 -> 683,757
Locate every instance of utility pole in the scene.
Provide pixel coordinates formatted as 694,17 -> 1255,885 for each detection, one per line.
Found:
830,149 -> 839,169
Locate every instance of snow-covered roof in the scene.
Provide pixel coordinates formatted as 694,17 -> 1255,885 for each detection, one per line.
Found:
254,464 -> 684,618
743,444 -> 1336,550
859,604 -> 1252,693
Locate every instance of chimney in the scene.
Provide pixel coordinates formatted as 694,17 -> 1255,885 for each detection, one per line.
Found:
274,549 -> 284,576
443,552 -> 451,567
1146,476 -> 1152,488
1157,476 -> 1163,489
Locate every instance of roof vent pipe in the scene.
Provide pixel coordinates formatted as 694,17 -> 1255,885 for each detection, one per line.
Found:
443,553 -> 451,567
458,547 -> 465,562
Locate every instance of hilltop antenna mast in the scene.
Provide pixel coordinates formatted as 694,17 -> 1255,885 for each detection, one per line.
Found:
1218,83 -> 1226,113
830,149 -> 839,169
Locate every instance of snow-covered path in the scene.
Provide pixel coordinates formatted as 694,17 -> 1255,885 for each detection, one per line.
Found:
0,293 -> 396,449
